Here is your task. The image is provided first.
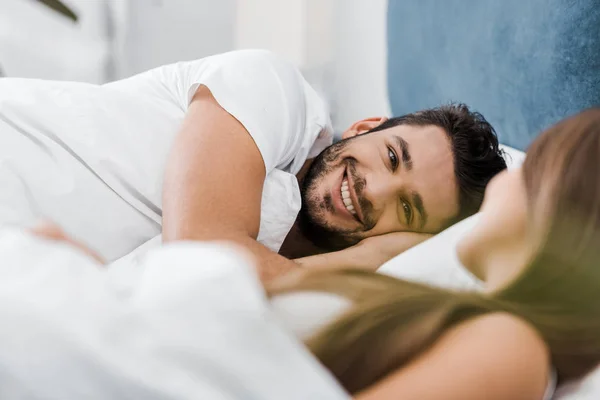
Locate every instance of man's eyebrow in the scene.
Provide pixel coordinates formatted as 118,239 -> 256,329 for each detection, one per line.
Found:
393,136 -> 413,171
412,191 -> 428,230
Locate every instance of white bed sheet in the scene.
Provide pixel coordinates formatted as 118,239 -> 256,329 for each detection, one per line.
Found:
0,229 -> 348,399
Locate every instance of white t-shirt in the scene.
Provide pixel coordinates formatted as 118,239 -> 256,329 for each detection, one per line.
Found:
0,49 -> 333,261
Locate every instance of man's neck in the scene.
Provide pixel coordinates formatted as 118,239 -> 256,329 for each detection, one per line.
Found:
279,219 -> 326,259
295,158 -> 313,187
279,158 -> 324,258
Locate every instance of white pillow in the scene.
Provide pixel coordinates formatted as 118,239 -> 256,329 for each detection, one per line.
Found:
378,214 -> 483,290
501,143 -> 526,169
377,144 -> 525,291
555,366 -> 600,399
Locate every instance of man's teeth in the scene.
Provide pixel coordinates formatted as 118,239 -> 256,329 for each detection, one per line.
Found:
341,178 -> 357,215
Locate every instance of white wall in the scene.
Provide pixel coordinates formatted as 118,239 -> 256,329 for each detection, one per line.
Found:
111,0 -> 237,79
329,0 -> 390,134
234,0 -> 336,113
0,0 -> 237,82
235,0 -> 307,67
235,0 -> 389,135
0,0 -> 111,82
1,0 -> 390,129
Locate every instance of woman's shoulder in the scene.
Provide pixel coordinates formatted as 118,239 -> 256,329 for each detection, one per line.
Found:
445,312 -> 551,395
357,311 -> 552,400
444,312 -> 550,365
450,312 -> 546,342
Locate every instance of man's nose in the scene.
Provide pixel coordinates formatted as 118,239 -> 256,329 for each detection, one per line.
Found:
363,171 -> 400,205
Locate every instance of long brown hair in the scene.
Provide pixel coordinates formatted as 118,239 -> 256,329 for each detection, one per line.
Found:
268,108 -> 600,394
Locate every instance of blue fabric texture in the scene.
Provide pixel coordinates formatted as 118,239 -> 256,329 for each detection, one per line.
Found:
387,0 -> 600,150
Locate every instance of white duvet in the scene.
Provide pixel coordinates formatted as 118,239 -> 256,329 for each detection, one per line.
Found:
0,228 -> 348,399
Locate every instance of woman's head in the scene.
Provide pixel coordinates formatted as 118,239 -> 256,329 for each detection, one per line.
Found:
498,108 -> 600,380
441,108 -> 600,380
456,168 -> 533,287
422,107 -> 600,381
458,108 -> 600,296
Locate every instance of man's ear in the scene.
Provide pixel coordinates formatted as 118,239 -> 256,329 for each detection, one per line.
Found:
341,116 -> 388,140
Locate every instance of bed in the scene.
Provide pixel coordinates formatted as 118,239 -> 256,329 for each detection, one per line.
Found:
3,1 -> 599,397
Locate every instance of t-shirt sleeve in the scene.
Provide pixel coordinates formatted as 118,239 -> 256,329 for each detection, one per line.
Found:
161,50 -> 309,174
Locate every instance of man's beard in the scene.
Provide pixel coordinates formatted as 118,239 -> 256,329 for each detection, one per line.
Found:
298,137 -> 375,251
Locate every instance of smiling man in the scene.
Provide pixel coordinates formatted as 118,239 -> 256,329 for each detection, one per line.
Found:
0,49 -> 505,280
279,106 -> 507,268
298,119 -> 458,250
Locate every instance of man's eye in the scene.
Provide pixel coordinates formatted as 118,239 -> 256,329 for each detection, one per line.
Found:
402,200 -> 413,225
388,147 -> 398,170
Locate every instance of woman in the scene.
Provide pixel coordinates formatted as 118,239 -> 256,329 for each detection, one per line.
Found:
269,108 -> 600,399
24,108 -> 600,398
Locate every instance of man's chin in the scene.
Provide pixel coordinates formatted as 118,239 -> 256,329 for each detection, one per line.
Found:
297,213 -> 359,252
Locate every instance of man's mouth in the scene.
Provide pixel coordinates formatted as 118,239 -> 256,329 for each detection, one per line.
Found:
340,169 -> 364,225
340,177 -> 356,215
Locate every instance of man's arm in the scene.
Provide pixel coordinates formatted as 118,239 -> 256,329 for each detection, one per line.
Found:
161,86 -> 298,282
296,231 -> 432,272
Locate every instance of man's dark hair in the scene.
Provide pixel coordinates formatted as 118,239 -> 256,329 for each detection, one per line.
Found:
368,103 -> 507,226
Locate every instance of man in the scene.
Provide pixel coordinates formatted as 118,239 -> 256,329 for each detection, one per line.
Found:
0,50 -> 506,279
279,106 -> 507,271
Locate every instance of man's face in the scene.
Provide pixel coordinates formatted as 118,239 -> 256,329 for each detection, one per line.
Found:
299,123 -> 460,250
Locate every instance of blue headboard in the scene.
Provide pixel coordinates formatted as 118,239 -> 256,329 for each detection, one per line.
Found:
387,0 -> 600,150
